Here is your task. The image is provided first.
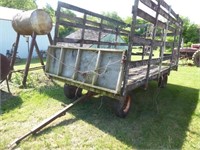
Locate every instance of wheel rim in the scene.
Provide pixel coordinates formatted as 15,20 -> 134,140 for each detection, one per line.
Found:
123,96 -> 131,113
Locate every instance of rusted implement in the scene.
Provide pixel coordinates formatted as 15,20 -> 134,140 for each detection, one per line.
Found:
0,54 -> 10,81
12,9 -> 52,35
180,44 -> 200,67
0,54 -> 11,92
8,92 -> 94,149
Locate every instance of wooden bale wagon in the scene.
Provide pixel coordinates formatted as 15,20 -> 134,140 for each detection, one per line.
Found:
9,0 -> 184,147
45,0 -> 183,118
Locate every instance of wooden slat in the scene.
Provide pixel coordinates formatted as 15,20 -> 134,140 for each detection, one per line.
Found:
132,36 -> 164,47
58,1 -> 127,26
137,8 -> 175,32
72,49 -> 81,79
130,55 -> 171,68
156,0 -> 178,20
126,65 -> 170,90
59,12 -> 83,23
80,14 -> 87,46
92,51 -> 101,85
54,4 -> 61,44
140,0 -> 181,27
97,19 -> 103,48
59,20 -> 129,36
129,58 -> 160,67
57,47 -> 65,75
59,11 -> 130,34
56,37 -> 128,47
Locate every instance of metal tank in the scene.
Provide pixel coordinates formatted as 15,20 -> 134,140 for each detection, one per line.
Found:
12,9 -> 52,35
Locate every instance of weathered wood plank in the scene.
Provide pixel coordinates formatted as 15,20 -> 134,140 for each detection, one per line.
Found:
156,0 -> 178,20
59,20 -> 129,36
56,37 -> 128,46
59,12 -> 130,35
131,36 -> 173,47
54,4 -> 61,44
137,8 -> 175,32
58,1 -> 127,26
126,64 -> 170,90
129,58 -> 160,68
140,0 -> 181,27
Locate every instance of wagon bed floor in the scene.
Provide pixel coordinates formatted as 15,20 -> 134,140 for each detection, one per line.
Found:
127,65 -> 169,88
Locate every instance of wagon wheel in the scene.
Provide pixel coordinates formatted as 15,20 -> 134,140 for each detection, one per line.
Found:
115,95 -> 132,118
192,50 -> 200,67
63,84 -> 82,100
158,75 -> 168,88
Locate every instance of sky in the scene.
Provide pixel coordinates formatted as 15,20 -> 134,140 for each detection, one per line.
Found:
36,0 -> 200,24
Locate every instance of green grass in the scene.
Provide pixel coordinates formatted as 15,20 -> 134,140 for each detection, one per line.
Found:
0,59 -> 200,149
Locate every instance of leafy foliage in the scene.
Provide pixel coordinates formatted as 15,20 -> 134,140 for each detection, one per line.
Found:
43,4 -> 55,22
0,0 -> 37,10
123,17 -> 149,43
181,17 -> 199,44
102,11 -> 123,22
59,9 -> 76,37
44,4 -> 76,38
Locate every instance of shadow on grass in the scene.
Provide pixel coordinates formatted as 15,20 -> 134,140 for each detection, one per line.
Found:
38,81 -> 199,149
34,118 -> 78,137
0,90 -> 23,114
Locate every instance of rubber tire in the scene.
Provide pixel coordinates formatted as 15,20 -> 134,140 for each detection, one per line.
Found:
115,95 -> 132,118
158,75 -> 168,88
192,50 -> 200,67
63,84 -> 82,99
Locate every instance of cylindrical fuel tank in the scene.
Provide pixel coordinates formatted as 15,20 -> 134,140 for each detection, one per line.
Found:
12,9 -> 52,35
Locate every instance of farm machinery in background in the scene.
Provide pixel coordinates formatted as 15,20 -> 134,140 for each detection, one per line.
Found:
180,43 -> 200,67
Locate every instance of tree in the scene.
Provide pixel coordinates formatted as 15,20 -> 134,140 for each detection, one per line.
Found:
43,4 -> 55,22
0,0 -> 37,10
102,11 -> 124,28
181,17 -> 199,44
43,4 -> 76,38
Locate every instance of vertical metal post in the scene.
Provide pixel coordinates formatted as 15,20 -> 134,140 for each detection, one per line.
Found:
8,33 -> 20,80
22,32 -> 36,87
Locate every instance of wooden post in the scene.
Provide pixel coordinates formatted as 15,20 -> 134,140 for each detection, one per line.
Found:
33,40 -> 45,71
8,33 -> 20,80
22,32 -> 36,87
80,13 -> 87,47
122,0 -> 139,96
145,0 -> 161,89
97,19 -> 103,48
47,33 -> 53,45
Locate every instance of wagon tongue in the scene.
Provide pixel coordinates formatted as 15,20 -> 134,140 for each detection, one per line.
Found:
8,92 -> 95,149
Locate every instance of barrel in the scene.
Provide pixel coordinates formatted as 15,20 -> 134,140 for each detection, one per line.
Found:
12,9 -> 52,35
